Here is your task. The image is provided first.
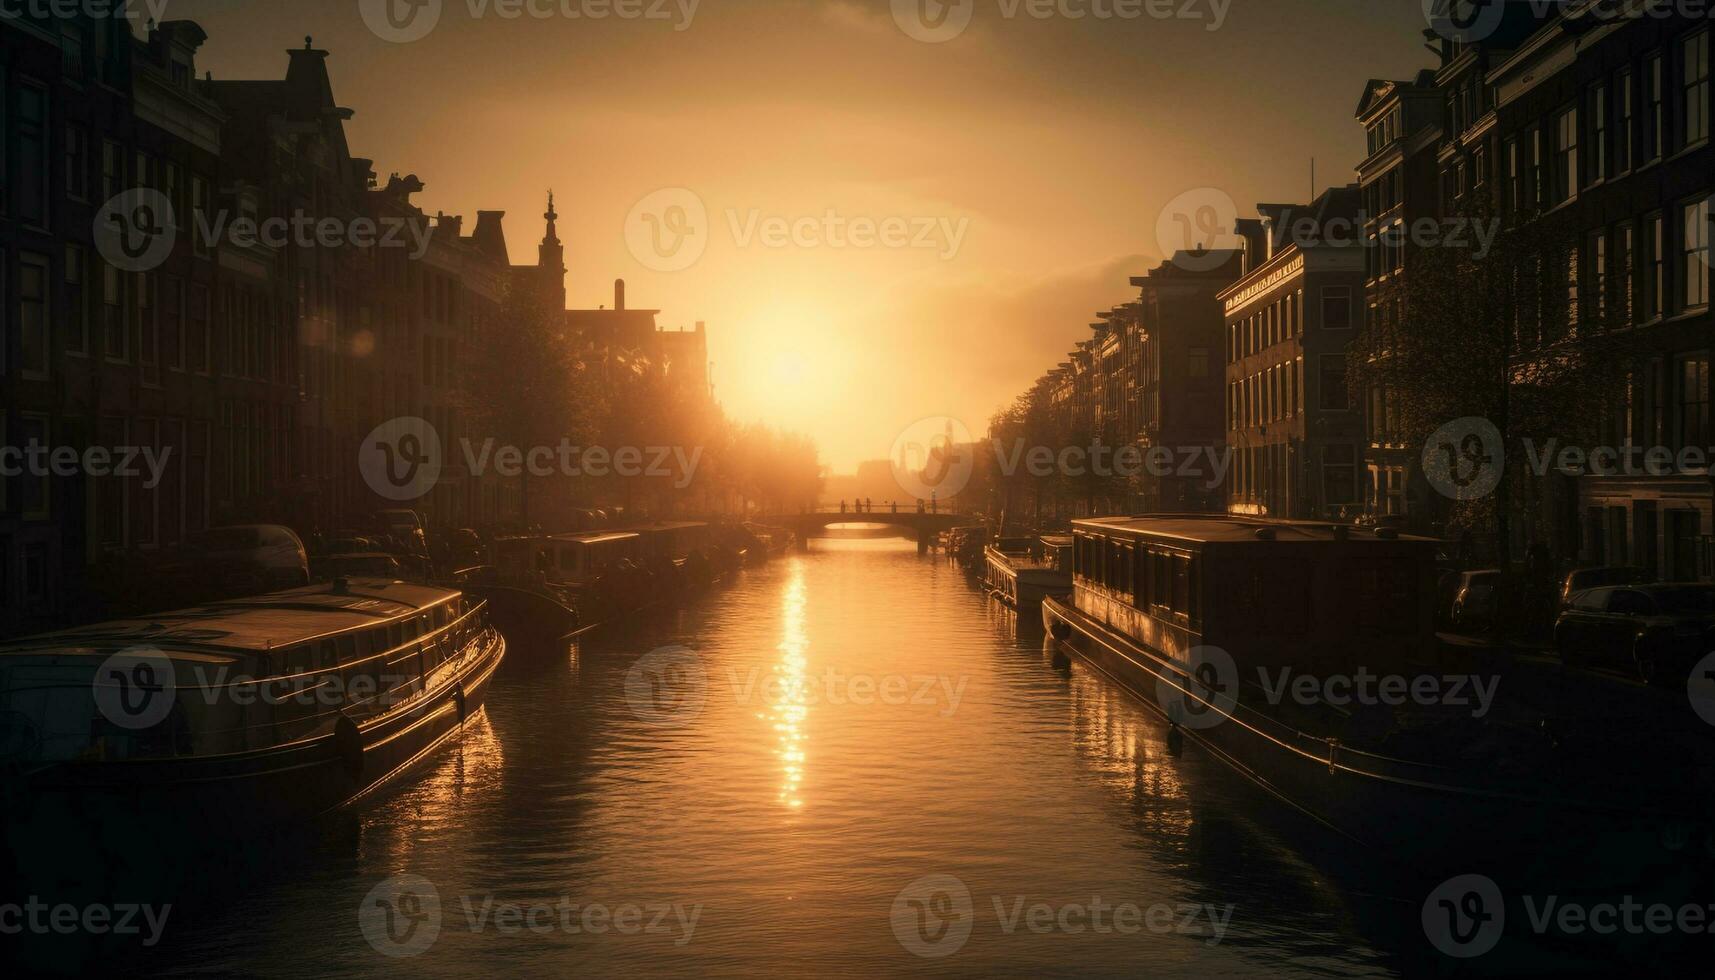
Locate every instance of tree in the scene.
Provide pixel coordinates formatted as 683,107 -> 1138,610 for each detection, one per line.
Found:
460,284 -> 591,526
1349,198 -> 1642,566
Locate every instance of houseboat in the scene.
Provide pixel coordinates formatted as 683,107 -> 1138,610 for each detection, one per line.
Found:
0,578 -> 505,852
1041,515 -> 1713,883
461,531 -> 645,646
983,536 -> 1072,614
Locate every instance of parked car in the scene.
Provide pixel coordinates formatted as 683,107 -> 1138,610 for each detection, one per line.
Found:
1447,569 -> 1519,633
310,552 -> 404,582
1553,583 -> 1715,685
187,524 -> 310,592
374,509 -> 427,553
1557,566 -> 1646,612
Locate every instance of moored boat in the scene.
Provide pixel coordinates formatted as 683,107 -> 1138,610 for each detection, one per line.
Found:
0,578 -> 505,864
1040,514 -> 1714,894
983,536 -> 1072,615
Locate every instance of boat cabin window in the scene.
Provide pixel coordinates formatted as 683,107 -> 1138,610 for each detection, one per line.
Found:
1230,560 -> 1308,636
282,644 -> 312,678
1339,560 -> 1420,634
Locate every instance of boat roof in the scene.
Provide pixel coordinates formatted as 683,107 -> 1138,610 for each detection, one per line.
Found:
547,531 -> 640,545
0,579 -> 460,656
1072,514 -> 1439,544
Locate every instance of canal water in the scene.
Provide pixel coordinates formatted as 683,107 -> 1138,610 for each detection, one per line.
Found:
140,538 -> 1415,977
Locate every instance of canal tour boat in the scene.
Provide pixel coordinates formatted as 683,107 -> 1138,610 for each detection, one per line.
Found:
0,578 -> 505,853
983,536 -> 1072,615
1041,515 -> 1714,884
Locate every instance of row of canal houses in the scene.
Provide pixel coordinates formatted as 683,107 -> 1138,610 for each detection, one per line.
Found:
0,14 -> 708,633
1028,1 -> 1712,578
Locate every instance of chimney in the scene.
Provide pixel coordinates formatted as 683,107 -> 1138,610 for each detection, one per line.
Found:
472,211 -> 508,262
614,278 -> 625,311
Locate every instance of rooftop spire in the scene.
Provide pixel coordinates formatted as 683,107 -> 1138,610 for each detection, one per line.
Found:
543,190 -> 559,244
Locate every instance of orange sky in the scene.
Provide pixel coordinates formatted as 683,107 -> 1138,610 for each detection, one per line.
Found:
169,0 -> 1435,471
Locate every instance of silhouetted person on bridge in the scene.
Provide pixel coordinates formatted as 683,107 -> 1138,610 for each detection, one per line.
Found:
891,501 -> 898,515
840,500 -> 847,514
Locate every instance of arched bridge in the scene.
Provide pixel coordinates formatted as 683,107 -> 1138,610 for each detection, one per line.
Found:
763,511 -> 976,549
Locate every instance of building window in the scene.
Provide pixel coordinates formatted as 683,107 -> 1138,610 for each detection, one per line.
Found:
1686,31 -> 1710,147
1554,106 -> 1578,204
1645,213 -> 1665,320
1686,197 -> 1712,310
1617,69 -> 1635,173
1678,353 -> 1711,451
163,276 -> 183,370
1589,82 -> 1608,182
188,283 -> 210,372
1531,127 -> 1546,208
1590,231 -> 1608,326
1647,53 -> 1665,161
1506,137 -> 1522,213
65,244 -> 87,355
1564,246 -> 1580,334
20,253 -> 49,378
1187,346 -> 1209,379
138,273 -> 157,377
65,124 -> 89,202
191,176 -> 211,259
1618,223 -> 1636,325
59,19 -> 88,77
103,263 -> 126,361
1319,354 -> 1349,411
18,414 -> 50,521
102,139 -> 123,201
1323,445 -> 1358,506
16,83 -> 48,227
1320,286 -> 1353,331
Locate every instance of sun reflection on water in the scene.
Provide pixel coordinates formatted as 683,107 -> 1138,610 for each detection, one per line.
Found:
775,561 -> 809,810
